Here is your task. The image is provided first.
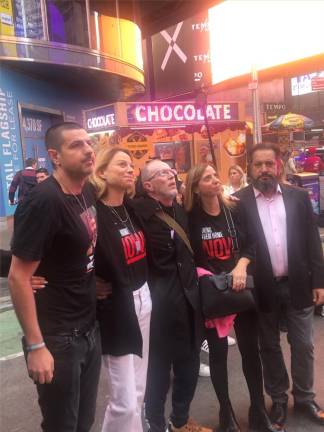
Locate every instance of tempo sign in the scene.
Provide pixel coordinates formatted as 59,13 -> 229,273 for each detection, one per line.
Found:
127,102 -> 239,126
84,105 -> 115,132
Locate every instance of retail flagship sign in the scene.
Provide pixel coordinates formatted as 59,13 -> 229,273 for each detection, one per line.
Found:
127,102 -> 239,126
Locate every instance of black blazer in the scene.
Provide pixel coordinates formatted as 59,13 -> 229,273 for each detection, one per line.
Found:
235,184 -> 324,311
130,196 -> 204,352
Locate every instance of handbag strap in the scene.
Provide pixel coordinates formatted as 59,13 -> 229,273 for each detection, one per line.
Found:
155,211 -> 194,255
222,205 -> 239,253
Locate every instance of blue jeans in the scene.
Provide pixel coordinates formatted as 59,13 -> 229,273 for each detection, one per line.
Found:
23,323 -> 101,432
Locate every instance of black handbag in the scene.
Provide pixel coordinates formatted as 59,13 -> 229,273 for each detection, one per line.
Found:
199,272 -> 255,319
199,205 -> 255,319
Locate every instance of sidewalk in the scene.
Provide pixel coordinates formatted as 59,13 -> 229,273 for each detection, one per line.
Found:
0,217 -> 13,310
0,309 -> 22,359
0,316 -> 323,431
0,216 -> 13,250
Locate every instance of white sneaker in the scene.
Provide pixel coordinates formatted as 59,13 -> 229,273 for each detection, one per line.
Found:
201,340 -> 209,353
199,362 -> 210,377
227,336 -> 236,346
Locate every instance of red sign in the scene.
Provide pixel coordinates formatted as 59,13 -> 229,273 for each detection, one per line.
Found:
311,77 -> 324,91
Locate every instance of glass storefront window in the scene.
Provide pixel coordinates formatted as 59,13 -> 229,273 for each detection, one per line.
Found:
46,0 -> 89,47
14,0 -> 43,38
0,0 -> 44,38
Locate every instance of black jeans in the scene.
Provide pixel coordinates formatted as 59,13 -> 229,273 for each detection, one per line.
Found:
24,323 -> 102,432
207,310 -> 264,409
145,346 -> 200,431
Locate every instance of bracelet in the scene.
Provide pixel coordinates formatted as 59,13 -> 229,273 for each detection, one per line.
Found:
26,342 -> 46,352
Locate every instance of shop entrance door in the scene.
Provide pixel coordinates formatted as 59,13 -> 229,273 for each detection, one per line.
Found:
20,107 -> 64,172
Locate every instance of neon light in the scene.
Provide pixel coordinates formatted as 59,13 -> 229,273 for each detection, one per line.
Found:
209,1 -> 324,85
127,102 -> 239,125
135,105 -> 146,122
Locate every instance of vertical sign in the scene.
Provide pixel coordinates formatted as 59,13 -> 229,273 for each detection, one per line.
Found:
151,11 -> 211,99
191,12 -> 211,87
0,87 -> 21,216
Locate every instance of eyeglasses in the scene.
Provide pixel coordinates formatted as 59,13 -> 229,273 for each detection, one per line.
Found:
147,168 -> 177,181
253,161 -> 276,169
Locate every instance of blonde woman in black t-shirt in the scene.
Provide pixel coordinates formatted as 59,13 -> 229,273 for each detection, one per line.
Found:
91,147 -> 151,432
185,164 -> 281,432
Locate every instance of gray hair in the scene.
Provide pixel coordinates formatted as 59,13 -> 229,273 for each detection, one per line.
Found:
140,159 -> 164,183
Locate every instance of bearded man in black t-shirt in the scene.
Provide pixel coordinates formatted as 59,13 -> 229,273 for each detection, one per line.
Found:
8,122 -> 101,432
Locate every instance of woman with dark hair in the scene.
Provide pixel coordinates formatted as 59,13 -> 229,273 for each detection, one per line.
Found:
91,147 -> 151,432
185,164 -> 281,432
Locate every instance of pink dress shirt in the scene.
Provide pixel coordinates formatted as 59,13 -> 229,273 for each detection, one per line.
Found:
254,185 -> 288,277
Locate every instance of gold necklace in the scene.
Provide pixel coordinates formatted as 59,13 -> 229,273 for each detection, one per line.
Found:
107,204 -> 129,224
102,201 -> 141,252
102,201 -> 137,235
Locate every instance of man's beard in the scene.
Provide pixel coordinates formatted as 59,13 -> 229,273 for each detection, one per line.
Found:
252,174 -> 278,194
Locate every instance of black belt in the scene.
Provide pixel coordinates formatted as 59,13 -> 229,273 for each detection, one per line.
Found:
51,321 -> 96,338
274,276 -> 288,283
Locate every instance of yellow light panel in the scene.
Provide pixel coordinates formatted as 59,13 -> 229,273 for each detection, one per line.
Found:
208,0 -> 324,84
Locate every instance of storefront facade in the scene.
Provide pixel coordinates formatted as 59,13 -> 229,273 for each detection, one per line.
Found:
0,65 -> 110,216
84,100 -> 247,183
0,0 -> 146,217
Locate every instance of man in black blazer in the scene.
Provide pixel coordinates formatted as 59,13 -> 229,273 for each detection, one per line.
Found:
135,159 -> 209,432
236,143 -> 324,429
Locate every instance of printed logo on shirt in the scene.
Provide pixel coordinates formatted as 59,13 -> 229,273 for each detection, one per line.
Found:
121,230 -> 146,265
201,226 -> 233,261
201,226 -> 224,240
80,205 -> 97,273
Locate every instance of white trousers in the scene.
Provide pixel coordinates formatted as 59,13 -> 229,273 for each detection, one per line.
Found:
101,282 -> 152,432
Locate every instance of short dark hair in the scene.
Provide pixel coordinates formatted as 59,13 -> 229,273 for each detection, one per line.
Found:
249,142 -> 280,163
25,158 -> 36,167
45,122 -> 83,151
36,168 -> 49,175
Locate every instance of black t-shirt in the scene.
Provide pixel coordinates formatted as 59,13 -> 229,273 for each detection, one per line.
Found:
95,200 -> 148,356
11,176 -> 97,335
189,206 -> 236,274
95,201 -> 147,291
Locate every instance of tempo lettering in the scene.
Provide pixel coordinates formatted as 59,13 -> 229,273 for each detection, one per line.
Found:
191,21 -> 209,32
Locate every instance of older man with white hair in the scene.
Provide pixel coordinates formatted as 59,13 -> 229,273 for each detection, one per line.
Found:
130,159 -> 210,432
